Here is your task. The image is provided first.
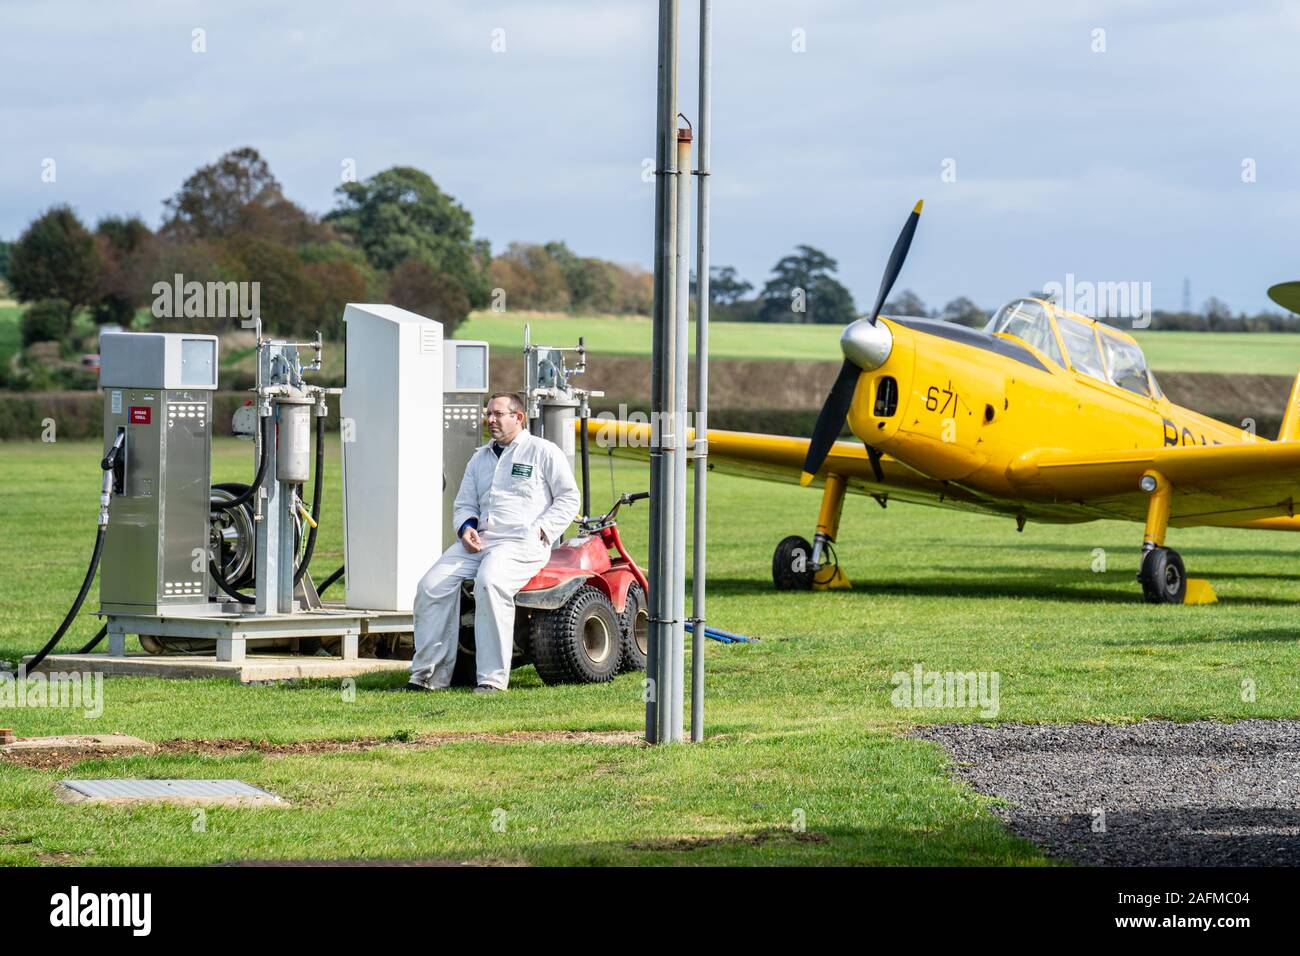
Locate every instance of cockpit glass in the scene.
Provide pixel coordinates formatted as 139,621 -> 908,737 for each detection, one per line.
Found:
1056,316 -> 1108,381
986,299 -> 1064,367
1099,332 -> 1152,397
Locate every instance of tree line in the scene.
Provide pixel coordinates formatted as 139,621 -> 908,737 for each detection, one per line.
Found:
3,145 -> 1296,375
846,289 -> 1300,332
0,147 -> 656,360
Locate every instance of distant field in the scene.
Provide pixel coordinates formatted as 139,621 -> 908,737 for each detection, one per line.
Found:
462,311 -> 1300,376
5,304 -> 1300,377
1133,330 -> 1300,378
457,310 -> 843,362
0,301 -> 21,367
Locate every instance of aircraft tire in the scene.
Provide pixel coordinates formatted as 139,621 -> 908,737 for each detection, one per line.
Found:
1139,547 -> 1187,604
772,535 -> 815,590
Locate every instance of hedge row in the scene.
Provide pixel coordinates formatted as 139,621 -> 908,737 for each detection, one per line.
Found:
0,391 -> 830,442
0,390 -> 1280,444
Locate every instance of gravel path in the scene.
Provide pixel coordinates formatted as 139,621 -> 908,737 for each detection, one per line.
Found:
913,720 -> 1300,866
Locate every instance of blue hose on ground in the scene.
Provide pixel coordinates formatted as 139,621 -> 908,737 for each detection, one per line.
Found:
684,622 -> 757,644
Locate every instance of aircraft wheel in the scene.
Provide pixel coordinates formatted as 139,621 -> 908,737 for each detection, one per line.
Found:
1139,547 -> 1186,604
772,535 -> 815,590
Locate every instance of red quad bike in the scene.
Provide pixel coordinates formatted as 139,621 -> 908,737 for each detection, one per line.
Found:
452,491 -> 651,686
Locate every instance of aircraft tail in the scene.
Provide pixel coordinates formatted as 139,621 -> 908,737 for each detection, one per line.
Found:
1280,371 -> 1300,442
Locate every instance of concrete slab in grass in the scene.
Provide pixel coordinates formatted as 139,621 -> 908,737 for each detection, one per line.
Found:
58,778 -> 288,807
27,653 -> 410,683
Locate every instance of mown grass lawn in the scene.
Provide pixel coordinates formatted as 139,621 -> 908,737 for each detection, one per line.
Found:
2,437 -> 1299,865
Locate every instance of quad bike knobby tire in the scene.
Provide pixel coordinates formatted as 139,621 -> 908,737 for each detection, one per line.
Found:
531,585 -> 622,685
618,582 -> 648,673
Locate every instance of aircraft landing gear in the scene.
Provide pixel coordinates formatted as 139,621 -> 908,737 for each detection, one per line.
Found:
1139,547 -> 1186,604
771,473 -> 851,591
772,535 -> 814,590
1136,468 -> 1195,604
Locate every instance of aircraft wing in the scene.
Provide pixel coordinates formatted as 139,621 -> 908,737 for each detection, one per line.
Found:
584,419 -> 993,512
1008,440 -> 1300,529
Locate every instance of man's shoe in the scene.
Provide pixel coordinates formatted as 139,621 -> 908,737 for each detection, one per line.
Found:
404,682 -> 444,692
473,684 -> 505,695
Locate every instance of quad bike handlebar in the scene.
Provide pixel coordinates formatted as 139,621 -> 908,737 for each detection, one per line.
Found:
581,490 -> 649,532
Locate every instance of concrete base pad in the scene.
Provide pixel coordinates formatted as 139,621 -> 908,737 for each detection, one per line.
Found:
25,653 -> 411,684
57,778 -> 287,807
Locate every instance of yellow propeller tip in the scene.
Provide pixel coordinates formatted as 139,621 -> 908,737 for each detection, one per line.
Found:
799,471 -> 815,487
913,199 -> 924,214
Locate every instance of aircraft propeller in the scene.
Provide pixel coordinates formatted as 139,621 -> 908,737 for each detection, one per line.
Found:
800,199 -> 923,485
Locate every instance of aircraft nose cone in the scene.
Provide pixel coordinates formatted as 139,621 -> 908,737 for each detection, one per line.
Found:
840,318 -> 893,371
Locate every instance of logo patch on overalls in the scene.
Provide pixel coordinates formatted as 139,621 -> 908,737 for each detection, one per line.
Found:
511,463 -> 534,478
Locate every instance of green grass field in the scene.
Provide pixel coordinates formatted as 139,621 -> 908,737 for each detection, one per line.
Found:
2,437 -> 1299,865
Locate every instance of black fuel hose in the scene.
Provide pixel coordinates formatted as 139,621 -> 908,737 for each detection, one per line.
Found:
214,414 -> 272,512
17,526 -> 106,675
317,565 -> 345,595
292,412 -> 326,586
211,558 -> 256,605
77,624 -> 108,655
15,435 -> 126,675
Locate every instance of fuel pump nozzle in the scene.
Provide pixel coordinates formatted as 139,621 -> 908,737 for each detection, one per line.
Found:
99,429 -> 127,528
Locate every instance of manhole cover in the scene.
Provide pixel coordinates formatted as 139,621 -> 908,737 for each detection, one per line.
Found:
59,779 -> 285,806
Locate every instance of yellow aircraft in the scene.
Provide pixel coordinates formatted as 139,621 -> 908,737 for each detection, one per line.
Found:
588,202 -> 1300,604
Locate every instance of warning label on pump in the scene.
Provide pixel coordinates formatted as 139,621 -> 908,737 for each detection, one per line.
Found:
110,390 -> 122,414
129,406 -> 152,425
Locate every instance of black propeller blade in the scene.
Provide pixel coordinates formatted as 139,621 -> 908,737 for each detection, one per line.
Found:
866,199 -> 923,326
800,200 -> 922,485
800,359 -> 859,486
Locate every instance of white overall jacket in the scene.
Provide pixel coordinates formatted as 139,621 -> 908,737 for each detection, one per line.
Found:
451,429 -> 581,545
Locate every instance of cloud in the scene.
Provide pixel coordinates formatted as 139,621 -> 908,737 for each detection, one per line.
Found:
1,0 -> 1297,312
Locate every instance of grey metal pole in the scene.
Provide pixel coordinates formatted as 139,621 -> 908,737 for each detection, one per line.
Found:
671,129 -> 692,743
658,152 -> 679,746
647,0 -> 680,744
690,0 -> 711,744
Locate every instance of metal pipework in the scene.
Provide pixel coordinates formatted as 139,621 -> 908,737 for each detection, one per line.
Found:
248,332 -> 337,617
647,0 -> 680,744
523,332 -> 601,507
275,395 -> 314,484
669,126 -> 692,743
690,0 -> 712,744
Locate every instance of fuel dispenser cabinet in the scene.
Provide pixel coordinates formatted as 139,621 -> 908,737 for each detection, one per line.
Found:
98,332 -> 219,615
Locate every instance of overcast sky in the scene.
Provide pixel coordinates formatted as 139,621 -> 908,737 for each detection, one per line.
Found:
2,0 -> 1298,314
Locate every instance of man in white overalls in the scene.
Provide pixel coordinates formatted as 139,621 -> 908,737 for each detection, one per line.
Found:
409,392 -> 581,693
